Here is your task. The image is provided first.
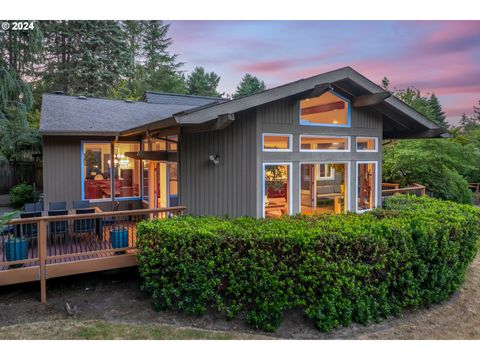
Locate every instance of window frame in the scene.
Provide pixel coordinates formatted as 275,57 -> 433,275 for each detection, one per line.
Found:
81,140 -> 143,202
299,135 -> 351,153
356,136 -> 378,152
298,161 -> 351,214
81,140 -> 114,203
262,133 -> 293,152
299,90 -> 351,128
262,162 -> 293,218
355,161 -> 379,213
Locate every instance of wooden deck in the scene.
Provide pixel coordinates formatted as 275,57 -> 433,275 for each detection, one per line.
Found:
0,206 -> 186,302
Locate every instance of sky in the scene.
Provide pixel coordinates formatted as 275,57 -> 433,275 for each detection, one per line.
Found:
167,20 -> 480,126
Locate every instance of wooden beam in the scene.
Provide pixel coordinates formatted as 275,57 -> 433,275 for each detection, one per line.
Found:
181,114 -> 235,133
352,92 -> 391,107
301,101 -> 345,115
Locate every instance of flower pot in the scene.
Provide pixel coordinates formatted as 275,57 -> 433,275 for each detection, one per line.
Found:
110,228 -> 128,249
4,237 -> 27,262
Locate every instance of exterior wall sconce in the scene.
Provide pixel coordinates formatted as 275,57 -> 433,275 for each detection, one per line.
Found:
209,154 -> 220,165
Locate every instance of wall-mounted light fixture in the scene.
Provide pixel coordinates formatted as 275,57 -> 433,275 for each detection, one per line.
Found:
209,154 -> 220,166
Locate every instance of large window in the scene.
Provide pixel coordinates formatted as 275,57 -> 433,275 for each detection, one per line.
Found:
82,142 -> 112,200
356,137 -> 378,152
263,163 -> 291,218
114,143 -> 141,199
300,91 -> 350,127
300,135 -> 350,152
357,162 -> 377,212
263,134 -> 292,152
300,163 -> 349,215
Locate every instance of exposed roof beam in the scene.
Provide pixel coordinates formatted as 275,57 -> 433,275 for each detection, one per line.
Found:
352,92 -> 391,107
181,114 -> 235,134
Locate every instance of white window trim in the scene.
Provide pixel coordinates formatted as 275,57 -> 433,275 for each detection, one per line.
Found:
262,162 -> 293,218
317,164 -> 335,180
356,136 -> 379,152
262,133 -> 293,152
355,161 -> 379,213
298,161 -> 351,214
299,135 -> 351,152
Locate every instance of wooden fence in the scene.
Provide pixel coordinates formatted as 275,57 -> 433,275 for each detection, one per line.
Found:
0,161 -> 43,194
381,183 -> 426,203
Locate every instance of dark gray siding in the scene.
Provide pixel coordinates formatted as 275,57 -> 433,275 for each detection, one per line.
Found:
42,135 -> 142,211
256,99 -> 384,216
179,110 -> 257,217
42,136 -> 82,206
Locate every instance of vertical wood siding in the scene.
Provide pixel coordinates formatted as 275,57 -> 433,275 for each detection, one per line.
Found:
42,136 -> 82,205
179,110 -> 257,217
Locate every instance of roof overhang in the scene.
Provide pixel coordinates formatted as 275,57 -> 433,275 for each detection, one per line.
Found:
124,151 -> 178,162
118,66 -> 446,139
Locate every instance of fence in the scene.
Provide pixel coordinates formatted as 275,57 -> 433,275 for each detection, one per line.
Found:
0,206 -> 186,303
381,183 -> 426,204
0,161 -> 43,194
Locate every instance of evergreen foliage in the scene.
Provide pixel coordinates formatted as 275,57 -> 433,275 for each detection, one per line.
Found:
233,74 -> 266,99
186,66 -> 222,97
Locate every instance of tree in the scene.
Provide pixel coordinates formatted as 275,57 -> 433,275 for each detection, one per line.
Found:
458,100 -> 480,131
186,66 -> 222,97
383,139 -> 479,204
141,21 -> 186,94
429,93 -> 448,128
394,87 -> 434,120
0,22 -> 42,163
41,21 -> 132,96
233,74 -> 266,99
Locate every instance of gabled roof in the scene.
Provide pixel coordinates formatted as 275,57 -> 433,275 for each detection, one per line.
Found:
122,67 -> 445,139
39,94 -> 200,135
40,67 -> 447,139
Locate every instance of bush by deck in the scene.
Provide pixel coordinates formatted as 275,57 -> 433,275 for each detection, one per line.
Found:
136,196 -> 480,332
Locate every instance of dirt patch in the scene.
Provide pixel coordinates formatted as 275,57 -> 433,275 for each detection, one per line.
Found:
1,251 -> 479,340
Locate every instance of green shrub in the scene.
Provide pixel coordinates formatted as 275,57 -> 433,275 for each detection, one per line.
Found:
136,196 -> 480,333
9,183 -> 35,208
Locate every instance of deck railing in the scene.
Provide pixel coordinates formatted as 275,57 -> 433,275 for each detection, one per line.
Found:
381,182 -> 426,203
0,206 -> 186,303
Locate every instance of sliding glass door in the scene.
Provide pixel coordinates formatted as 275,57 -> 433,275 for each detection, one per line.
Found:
300,162 -> 349,214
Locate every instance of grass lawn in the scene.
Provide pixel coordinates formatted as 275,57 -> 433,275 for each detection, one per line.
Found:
0,320 -> 270,340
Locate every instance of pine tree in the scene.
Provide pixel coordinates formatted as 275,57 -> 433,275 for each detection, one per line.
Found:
429,93 -> 448,128
186,67 -> 222,97
141,21 -> 186,94
42,21 -> 132,96
233,74 -> 266,99
0,22 -> 42,162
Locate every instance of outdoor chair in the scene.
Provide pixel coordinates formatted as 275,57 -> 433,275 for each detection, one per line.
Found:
47,209 -> 68,242
73,208 -> 96,234
73,200 -> 90,209
19,211 -> 42,241
24,202 -> 44,212
49,201 -> 67,211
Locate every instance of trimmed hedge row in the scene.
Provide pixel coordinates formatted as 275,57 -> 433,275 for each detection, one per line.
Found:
136,196 -> 480,332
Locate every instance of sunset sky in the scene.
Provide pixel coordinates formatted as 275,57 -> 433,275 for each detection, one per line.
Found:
168,20 -> 480,125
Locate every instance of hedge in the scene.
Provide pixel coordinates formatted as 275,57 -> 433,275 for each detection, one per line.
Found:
136,196 -> 480,332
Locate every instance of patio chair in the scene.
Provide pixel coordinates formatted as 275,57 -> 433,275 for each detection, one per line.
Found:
47,209 -> 68,242
49,201 -> 67,211
24,202 -> 44,212
19,211 -> 42,240
73,200 -> 90,209
73,208 -> 95,234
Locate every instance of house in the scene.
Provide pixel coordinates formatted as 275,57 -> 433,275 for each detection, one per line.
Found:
39,67 -> 446,218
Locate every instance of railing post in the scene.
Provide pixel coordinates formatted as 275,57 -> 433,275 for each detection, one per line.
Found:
38,219 -> 47,304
